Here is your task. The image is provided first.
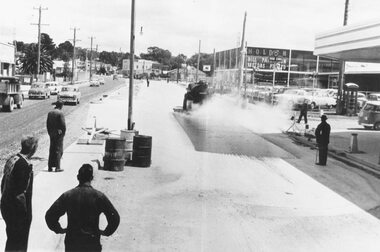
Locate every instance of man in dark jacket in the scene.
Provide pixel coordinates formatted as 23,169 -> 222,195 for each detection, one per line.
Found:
45,164 -> 120,252
315,115 -> 331,166
47,100 -> 66,172
1,135 -> 39,252
297,99 -> 308,124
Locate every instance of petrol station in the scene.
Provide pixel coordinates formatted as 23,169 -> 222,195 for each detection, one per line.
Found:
314,19 -> 380,114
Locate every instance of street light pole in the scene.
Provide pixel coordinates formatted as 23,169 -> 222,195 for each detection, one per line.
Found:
128,0 -> 135,130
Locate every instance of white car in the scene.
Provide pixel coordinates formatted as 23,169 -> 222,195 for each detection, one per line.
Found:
274,89 -> 308,109
304,89 -> 337,109
57,86 -> 81,105
98,77 -> 105,85
46,81 -> 62,95
90,79 -> 100,87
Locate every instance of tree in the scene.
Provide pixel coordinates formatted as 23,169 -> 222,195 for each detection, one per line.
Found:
41,33 -> 56,55
54,41 -> 73,61
19,43 -> 53,75
140,46 -> 172,66
170,54 -> 187,70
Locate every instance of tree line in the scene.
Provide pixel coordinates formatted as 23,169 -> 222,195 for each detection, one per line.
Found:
16,33 -> 214,77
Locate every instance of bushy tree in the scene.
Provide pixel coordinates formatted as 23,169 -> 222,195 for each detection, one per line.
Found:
54,41 -> 73,61
19,43 -> 53,74
140,46 -> 172,66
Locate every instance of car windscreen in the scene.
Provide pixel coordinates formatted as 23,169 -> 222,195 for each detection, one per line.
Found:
363,104 -> 377,111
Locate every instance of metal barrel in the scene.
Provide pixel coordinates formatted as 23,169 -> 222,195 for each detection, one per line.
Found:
132,135 -> 152,167
103,137 -> 128,171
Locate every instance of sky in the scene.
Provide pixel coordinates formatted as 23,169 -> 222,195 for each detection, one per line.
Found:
1,0 -> 380,58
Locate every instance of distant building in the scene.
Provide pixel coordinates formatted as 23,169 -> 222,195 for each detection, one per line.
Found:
122,59 -> 161,77
168,65 -> 206,82
0,42 -> 15,76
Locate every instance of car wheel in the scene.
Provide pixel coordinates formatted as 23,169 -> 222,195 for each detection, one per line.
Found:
374,122 -> 380,130
17,97 -> 23,109
7,97 -> 14,112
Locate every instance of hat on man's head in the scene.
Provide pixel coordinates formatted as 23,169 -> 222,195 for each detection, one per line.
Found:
54,99 -> 64,108
321,114 -> 328,120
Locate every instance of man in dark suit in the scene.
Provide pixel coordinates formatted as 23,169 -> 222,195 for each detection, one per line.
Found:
1,135 -> 39,252
47,100 -> 66,172
315,115 -> 331,166
45,164 -> 120,252
297,99 -> 308,124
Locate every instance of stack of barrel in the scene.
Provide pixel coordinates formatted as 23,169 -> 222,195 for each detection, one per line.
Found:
103,130 -> 152,170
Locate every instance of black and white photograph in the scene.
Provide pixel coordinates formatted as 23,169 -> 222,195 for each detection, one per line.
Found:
1,0 -> 380,251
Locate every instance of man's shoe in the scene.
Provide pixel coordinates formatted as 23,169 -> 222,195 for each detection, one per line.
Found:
316,163 -> 326,166
55,169 -> 64,172
48,167 -> 53,172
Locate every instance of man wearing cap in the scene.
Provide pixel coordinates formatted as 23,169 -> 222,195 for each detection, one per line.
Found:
315,115 -> 331,165
1,135 -> 39,251
46,100 -> 66,172
45,164 -> 120,252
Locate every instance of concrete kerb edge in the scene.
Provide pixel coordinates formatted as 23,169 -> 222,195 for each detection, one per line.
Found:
286,132 -> 380,178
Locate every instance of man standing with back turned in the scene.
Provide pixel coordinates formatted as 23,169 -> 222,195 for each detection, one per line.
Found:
315,114 -> 331,166
45,164 -> 120,252
1,135 -> 39,252
47,100 -> 66,172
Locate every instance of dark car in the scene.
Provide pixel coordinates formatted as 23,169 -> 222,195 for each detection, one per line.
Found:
183,81 -> 210,110
358,101 -> 380,130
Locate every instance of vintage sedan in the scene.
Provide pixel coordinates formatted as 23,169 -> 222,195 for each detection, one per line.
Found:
46,81 -> 62,95
57,86 -> 81,105
28,82 -> 51,99
358,101 -> 380,130
90,79 -> 100,87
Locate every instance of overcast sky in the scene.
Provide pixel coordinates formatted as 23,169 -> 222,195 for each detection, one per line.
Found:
1,0 -> 380,57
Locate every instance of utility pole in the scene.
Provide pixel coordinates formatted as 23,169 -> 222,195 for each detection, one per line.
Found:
238,12 -> 247,94
31,6 -> 48,80
89,36 -> 95,80
195,40 -> 201,82
95,44 -> 98,75
212,48 -> 216,87
128,0 -> 136,130
70,27 -> 80,84
337,0 -> 349,114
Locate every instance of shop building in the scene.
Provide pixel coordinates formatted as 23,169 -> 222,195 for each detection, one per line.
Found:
0,42 -> 15,77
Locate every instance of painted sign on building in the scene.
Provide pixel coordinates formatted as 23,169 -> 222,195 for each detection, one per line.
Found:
246,47 -> 289,71
203,65 -> 211,71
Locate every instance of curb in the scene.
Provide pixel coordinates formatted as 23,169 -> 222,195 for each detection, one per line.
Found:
286,132 -> 380,178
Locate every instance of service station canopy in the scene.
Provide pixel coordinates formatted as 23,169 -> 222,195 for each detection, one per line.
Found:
314,20 -> 380,63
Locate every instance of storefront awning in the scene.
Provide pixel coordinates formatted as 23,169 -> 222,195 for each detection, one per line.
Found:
314,20 -> 380,62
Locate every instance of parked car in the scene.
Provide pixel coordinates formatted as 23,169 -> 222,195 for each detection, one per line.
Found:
90,79 -> 100,87
28,82 -> 51,99
304,89 -> 337,109
358,101 -> 380,130
57,86 -> 81,105
368,93 -> 380,101
46,81 -> 62,95
98,77 -> 105,85
273,88 -> 307,109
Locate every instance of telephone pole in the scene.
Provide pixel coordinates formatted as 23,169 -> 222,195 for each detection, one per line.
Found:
128,0 -> 136,130
70,27 -> 80,84
238,12 -> 247,94
195,40 -> 201,82
31,6 -> 48,79
89,36 -> 95,80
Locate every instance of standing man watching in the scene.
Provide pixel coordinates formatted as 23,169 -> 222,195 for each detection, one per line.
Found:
1,135 -> 39,252
47,100 -> 66,172
315,115 -> 331,166
297,99 -> 308,125
45,164 -> 120,252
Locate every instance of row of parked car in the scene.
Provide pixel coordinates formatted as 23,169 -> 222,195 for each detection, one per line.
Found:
244,85 -> 380,111
244,86 -> 337,110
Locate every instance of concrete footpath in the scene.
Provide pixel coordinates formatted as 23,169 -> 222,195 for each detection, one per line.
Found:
2,81 -> 380,251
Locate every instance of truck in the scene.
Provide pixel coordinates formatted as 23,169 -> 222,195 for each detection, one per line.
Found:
0,76 -> 24,112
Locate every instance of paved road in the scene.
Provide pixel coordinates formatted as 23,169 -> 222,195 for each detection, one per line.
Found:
0,77 -> 127,170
